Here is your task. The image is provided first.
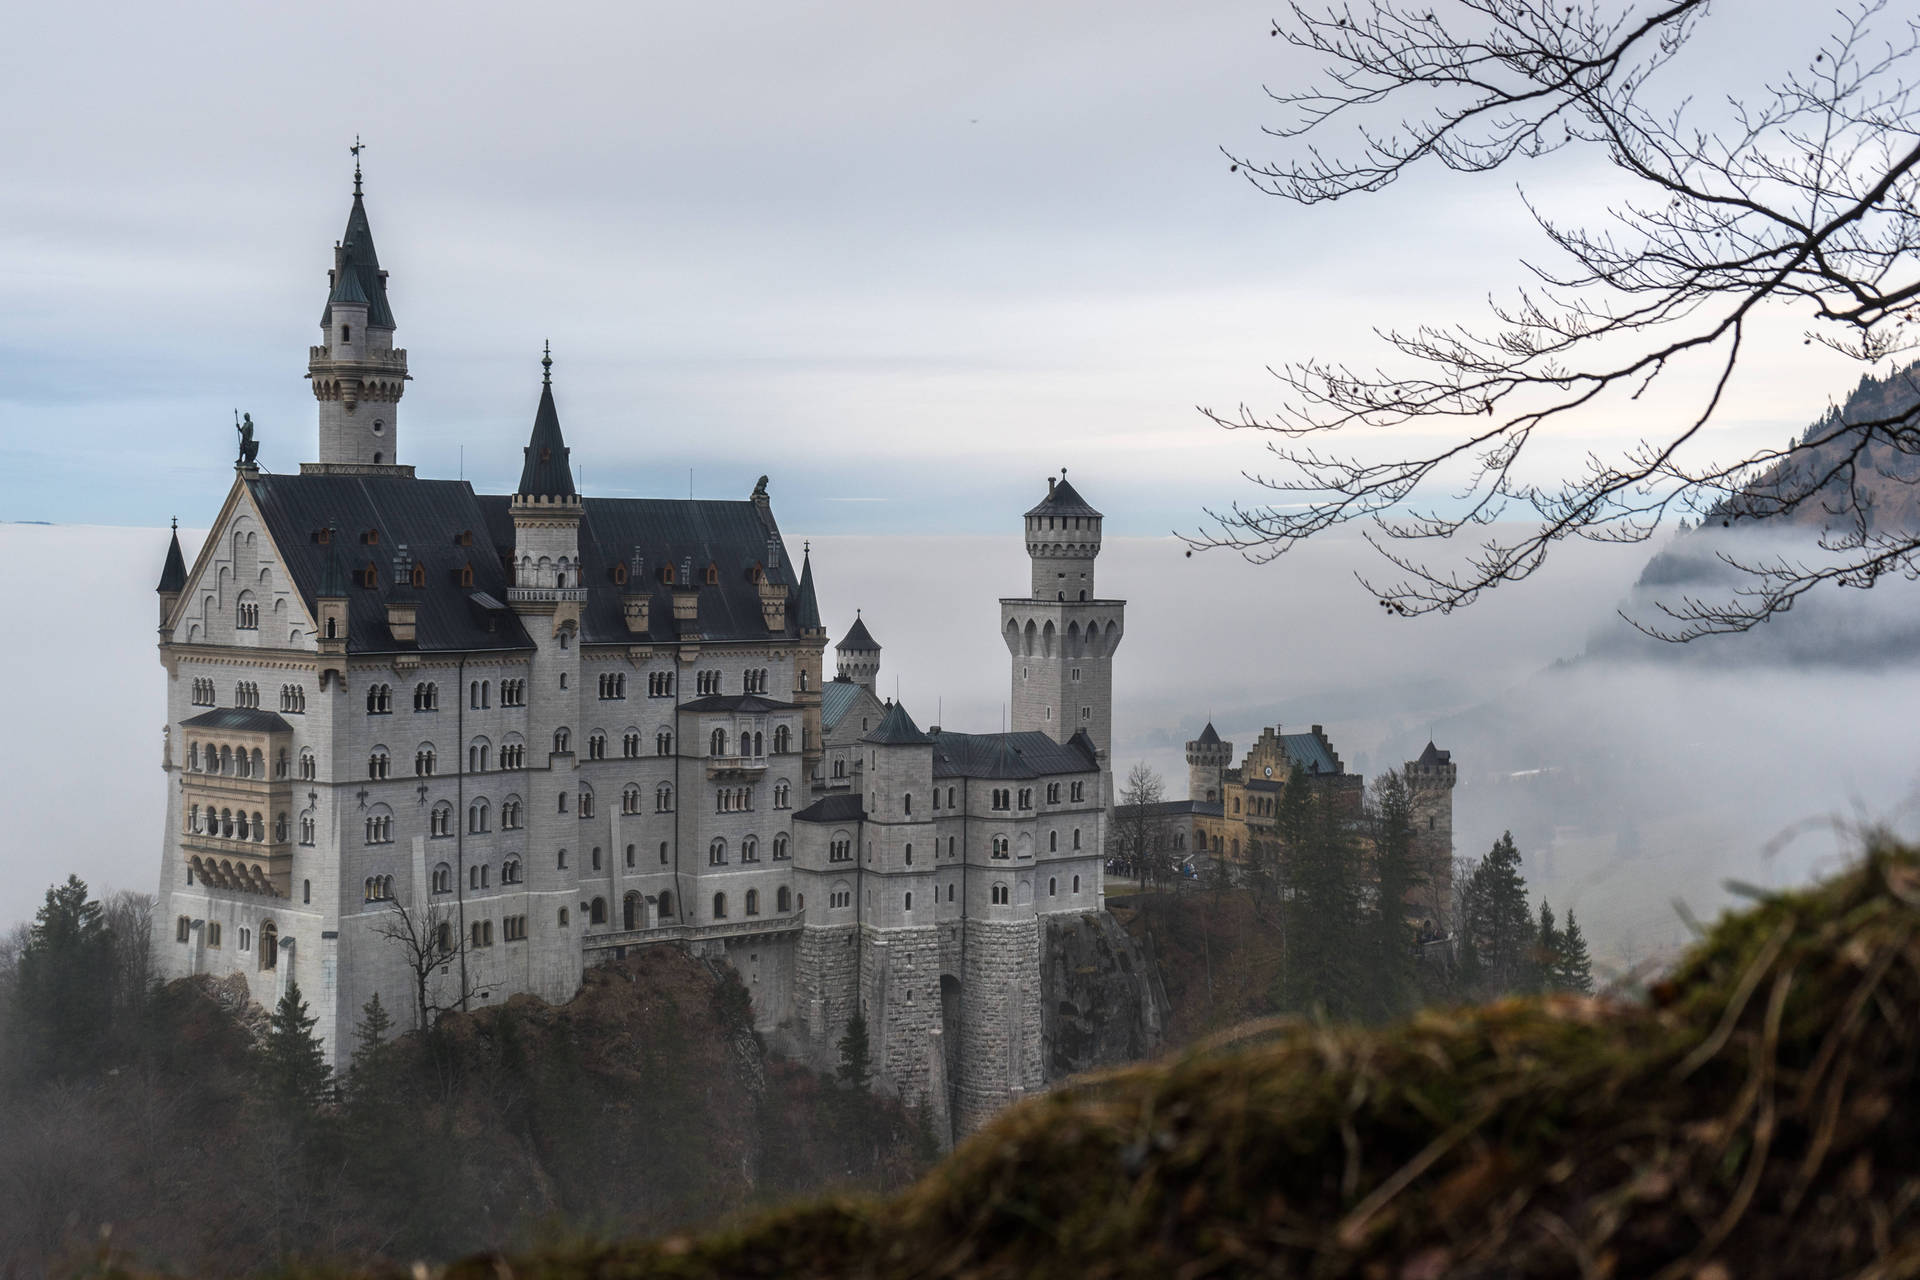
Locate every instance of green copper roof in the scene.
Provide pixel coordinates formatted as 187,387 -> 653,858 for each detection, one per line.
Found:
863,700 -> 932,746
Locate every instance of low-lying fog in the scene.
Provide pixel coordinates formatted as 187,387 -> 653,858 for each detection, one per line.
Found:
7,519 -> 1918,980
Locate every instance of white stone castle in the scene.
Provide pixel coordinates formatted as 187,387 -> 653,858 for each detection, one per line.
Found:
151,168 -> 1125,1137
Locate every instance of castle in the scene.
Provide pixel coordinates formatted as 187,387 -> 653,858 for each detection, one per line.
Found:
1116,721 -> 1457,930
150,167 -> 1124,1138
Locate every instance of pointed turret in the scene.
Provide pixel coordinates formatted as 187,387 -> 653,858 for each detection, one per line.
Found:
156,518 -> 187,629
836,610 -> 881,693
795,546 -> 824,635
863,699 -> 932,746
307,154 -> 409,472
516,343 -> 576,498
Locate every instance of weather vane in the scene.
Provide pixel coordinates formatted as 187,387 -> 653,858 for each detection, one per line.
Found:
542,339 -> 552,386
350,135 -> 366,194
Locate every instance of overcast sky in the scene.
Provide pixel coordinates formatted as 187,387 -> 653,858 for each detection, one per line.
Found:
0,0 -> 1878,537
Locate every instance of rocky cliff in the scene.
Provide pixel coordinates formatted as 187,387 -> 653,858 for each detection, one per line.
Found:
1039,910 -> 1169,1079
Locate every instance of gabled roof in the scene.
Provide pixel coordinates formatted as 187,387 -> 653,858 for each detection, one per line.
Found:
838,613 -> 879,652
678,693 -> 799,714
795,548 -> 822,630
820,678 -> 872,732
928,729 -> 1097,779
157,525 -> 188,594
794,792 -> 865,824
322,190 -> 395,329
516,369 -> 575,498
1279,732 -> 1340,776
1195,721 -> 1221,746
182,707 -> 294,734
1025,474 -> 1102,519
1417,741 -> 1452,768
246,474 -> 533,654
864,701 -> 931,746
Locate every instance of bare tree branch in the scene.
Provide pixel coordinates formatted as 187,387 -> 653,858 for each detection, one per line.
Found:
1196,0 -> 1920,638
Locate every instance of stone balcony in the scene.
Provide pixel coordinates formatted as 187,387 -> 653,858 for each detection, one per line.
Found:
182,831 -> 294,897
706,754 -> 770,779
506,586 -> 588,605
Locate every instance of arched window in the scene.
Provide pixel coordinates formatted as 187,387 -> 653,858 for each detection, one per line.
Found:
773,725 -> 790,754
468,799 -> 489,832
299,749 -> 315,781
1073,828 -> 1082,850
274,812 -> 289,842
1073,874 -> 1081,893
752,731 -> 763,756
578,786 -> 595,818
591,846 -> 603,870
590,897 -> 606,925
557,848 -> 568,869
658,890 -> 674,918
656,729 -> 672,755
431,802 -> 452,837
742,836 -> 759,863
710,728 -> 727,757
773,833 -> 790,860
712,892 -> 728,920
1049,877 -> 1057,896
258,920 -> 277,969
622,784 -> 641,815
1049,830 -> 1058,852
236,593 -> 259,630
588,731 -> 606,760
777,886 -> 792,912
745,889 -> 759,916
415,745 -> 436,776
501,798 -> 523,829
904,843 -> 913,865
553,728 -> 571,754
368,748 -> 390,780
502,858 -> 522,884
655,783 -> 673,813
709,838 -> 727,866
624,843 -> 635,868
623,891 -> 642,931
904,891 -> 913,911
432,862 -> 452,893
300,812 -> 316,845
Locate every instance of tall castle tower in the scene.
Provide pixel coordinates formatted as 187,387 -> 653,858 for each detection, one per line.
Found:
1405,741 -> 1458,933
1185,722 -> 1232,804
508,345 -> 586,1002
835,613 -> 880,693
1000,471 -> 1123,761
305,158 -> 410,473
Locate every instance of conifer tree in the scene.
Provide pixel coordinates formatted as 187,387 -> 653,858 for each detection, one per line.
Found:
836,1011 -> 872,1093
1363,769 -> 1422,1021
1461,833 -> 1534,997
351,991 -> 394,1078
259,979 -> 332,1110
1279,765 -> 1362,1019
1535,901 -> 1561,993
1556,909 -> 1595,995
13,876 -> 114,1080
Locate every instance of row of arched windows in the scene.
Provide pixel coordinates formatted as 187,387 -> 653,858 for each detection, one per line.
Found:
186,805 -> 276,843
598,673 -> 627,699
234,681 -> 259,709
367,683 -> 393,714
191,677 -> 216,706
280,684 -> 306,713
413,681 -> 439,711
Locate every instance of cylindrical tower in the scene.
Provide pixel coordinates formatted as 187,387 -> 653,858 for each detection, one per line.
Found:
307,162 -> 409,472
1025,471 -> 1102,601
835,613 -> 880,693
1185,723 -> 1233,803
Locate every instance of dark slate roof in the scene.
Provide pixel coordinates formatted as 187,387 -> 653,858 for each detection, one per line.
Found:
794,792 -> 866,824
864,701 -> 931,746
795,550 -> 822,630
247,474 -> 533,653
317,533 -> 350,598
322,192 -> 396,329
157,527 -> 188,594
1115,799 -> 1224,820
928,729 -> 1097,779
1246,778 -> 1283,792
679,693 -> 799,714
838,614 -> 879,652
1417,741 -> 1452,767
516,378 -> 576,498
1195,721 -> 1221,746
503,496 -> 804,646
1279,732 -> 1340,776
182,707 -> 294,734
820,678 -> 866,731
1024,475 -> 1102,519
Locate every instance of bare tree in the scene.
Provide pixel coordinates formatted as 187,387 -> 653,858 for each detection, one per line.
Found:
103,890 -> 155,1020
371,897 -> 474,1032
1195,0 -> 1920,638
1114,764 -> 1178,888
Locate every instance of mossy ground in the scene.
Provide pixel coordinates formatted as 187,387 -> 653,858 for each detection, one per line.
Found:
108,847 -> 1920,1278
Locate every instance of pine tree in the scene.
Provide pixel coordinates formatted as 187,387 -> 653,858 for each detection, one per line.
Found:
1279,766 -> 1363,1019
351,991 -> 394,1077
1363,769 -> 1422,1021
12,876 -> 114,1080
1556,909 -> 1595,994
259,979 -> 332,1110
1535,901 -> 1561,993
836,1011 -> 872,1093
1461,833 -> 1534,997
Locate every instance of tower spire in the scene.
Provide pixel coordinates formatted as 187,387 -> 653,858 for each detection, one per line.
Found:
350,135 -> 365,196
542,338 -> 552,386
307,142 -> 408,473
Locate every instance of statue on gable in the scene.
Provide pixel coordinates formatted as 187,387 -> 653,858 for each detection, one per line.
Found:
236,412 -> 259,466
753,475 -> 770,498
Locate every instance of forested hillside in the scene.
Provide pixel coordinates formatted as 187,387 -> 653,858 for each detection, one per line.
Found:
0,880 -> 935,1277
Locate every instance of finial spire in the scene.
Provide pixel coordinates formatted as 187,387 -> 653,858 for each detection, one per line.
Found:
171,515 -> 178,531
350,135 -> 365,195
542,339 -> 552,386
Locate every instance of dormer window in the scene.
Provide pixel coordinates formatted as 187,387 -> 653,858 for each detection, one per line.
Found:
410,563 -> 426,588
540,447 -> 552,462
315,528 -> 332,545
704,563 -> 719,585
458,563 -> 474,587
362,529 -> 379,546
612,562 -> 628,586
660,564 -> 676,585
454,530 -> 473,546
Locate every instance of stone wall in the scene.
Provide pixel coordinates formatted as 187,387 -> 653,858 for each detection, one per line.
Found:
1039,911 -> 1168,1079
956,916 -> 1042,1135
